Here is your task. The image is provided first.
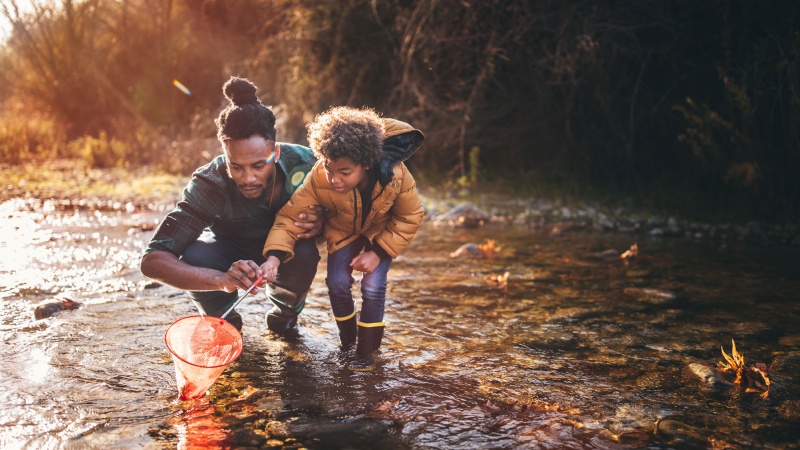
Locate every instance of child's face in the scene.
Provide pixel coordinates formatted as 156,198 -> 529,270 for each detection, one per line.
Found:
323,157 -> 369,193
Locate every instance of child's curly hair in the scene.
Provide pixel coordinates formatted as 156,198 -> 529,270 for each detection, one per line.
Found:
306,106 -> 384,168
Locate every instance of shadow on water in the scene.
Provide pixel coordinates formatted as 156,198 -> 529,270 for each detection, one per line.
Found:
1,198 -> 799,449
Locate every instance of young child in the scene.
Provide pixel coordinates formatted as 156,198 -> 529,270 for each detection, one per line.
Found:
259,106 -> 424,370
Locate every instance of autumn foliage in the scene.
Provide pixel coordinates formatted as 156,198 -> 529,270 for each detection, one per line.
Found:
1,0 -> 798,221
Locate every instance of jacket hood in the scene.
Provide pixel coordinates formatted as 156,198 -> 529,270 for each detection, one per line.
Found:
377,118 -> 425,186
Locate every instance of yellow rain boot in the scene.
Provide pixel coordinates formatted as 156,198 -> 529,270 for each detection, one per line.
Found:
335,312 -> 357,351
349,322 -> 385,372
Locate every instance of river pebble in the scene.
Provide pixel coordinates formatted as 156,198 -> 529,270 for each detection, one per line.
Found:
33,298 -> 81,319
426,198 -> 799,246
655,418 -> 709,446
683,363 -> 731,390
228,428 -> 267,447
778,400 -> 800,423
288,419 -> 388,447
623,287 -> 676,305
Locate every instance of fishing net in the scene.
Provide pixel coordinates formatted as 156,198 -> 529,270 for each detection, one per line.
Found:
164,315 -> 243,400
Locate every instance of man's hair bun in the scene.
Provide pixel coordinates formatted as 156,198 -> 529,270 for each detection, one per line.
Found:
223,77 -> 259,106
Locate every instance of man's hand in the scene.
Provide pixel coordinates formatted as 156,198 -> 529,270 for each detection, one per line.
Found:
295,204 -> 324,239
221,260 -> 263,294
350,251 -> 380,274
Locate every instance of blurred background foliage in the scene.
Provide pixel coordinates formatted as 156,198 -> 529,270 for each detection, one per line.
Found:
0,0 -> 798,222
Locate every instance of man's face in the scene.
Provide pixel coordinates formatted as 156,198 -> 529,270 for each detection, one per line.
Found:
224,135 -> 278,199
323,157 -> 369,194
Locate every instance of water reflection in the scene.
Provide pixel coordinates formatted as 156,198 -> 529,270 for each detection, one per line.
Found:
172,403 -> 229,450
1,199 -> 799,449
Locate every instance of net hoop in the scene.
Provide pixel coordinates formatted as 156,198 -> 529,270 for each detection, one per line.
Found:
164,315 -> 242,369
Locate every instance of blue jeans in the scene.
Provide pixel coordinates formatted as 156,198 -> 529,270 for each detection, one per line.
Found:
181,231 -> 320,330
325,237 -> 392,324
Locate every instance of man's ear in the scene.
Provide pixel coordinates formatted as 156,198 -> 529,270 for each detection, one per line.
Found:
274,144 -> 281,162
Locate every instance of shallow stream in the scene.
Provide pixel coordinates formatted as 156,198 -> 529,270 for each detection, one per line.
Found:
1,198 -> 799,449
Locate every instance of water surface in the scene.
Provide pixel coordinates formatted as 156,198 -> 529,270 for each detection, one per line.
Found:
1,199 -> 799,449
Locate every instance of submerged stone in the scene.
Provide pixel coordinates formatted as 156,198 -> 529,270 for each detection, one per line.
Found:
449,243 -> 481,258
34,298 -> 81,320
288,419 -> 388,447
656,419 -> 708,446
593,249 -> 620,260
683,363 -> 731,389
226,428 -> 266,448
433,202 -> 491,228
778,400 -> 800,423
623,287 -> 676,304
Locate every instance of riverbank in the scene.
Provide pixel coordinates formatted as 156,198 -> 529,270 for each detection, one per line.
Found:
3,159 -> 798,247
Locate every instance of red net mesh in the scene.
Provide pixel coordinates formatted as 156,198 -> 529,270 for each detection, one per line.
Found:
164,315 -> 243,400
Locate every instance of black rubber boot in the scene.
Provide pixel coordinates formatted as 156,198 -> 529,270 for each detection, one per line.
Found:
265,286 -> 307,336
335,314 -> 357,351
349,323 -> 385,372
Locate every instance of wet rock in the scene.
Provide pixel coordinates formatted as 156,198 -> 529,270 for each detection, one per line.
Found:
264,421 -> 290,439
608,405 -> 660,435
34,298 -> 81,320
624,269 -> 651,278
226,428 -> 266,448
520,335 -> 583,352
778,334 -> 800,347
777,400 -> 800,423
532,271 -> 561,283
655,418 -> 708,446
262,439 -> 284,449
433,202 -> 491,228
683,363 -> 731,389
449,242 -> 481,258
618,430 -> 653,445
623,287 -> 676,305
288,419 -> 388,447
593,249 -> 619,260
219,415 -> 244,427
142,281 -> 162,289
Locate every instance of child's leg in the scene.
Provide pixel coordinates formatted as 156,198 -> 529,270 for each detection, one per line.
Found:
351,254 -> 392,371
325,238 -> 367,348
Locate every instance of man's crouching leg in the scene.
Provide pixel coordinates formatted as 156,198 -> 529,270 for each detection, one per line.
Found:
180,232 -> 245,331
266,237 -> 320,334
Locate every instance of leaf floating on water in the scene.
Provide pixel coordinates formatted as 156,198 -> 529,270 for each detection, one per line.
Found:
487,271 -> 510,290
620,243 -> 639,260
619,242 -> 639,264
716,339 -> 773,397
478,239 -> 501,260
375,398 -> 401,412
450,239 -> 505,260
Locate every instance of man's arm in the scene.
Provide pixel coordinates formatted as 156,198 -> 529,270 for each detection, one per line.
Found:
141,251 -> 264,294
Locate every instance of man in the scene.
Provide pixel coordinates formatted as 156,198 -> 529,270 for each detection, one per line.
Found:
140,76 -> 322,333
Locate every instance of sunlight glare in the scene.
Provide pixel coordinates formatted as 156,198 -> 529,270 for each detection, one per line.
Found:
172,79 -> 192,96
24,348 -> 52,384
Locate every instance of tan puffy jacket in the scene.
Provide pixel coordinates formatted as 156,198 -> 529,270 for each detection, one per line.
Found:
262,119 -> 425,261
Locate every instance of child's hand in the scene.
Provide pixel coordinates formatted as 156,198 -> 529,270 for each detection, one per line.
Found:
259,256 -> 281,284
350,251 -> 380,274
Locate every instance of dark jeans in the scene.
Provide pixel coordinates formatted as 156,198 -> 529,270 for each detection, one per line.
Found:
181,231 -> 320,331
325,237 -> 392,324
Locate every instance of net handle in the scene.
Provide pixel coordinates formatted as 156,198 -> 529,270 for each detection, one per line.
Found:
220,274 -> 264,320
